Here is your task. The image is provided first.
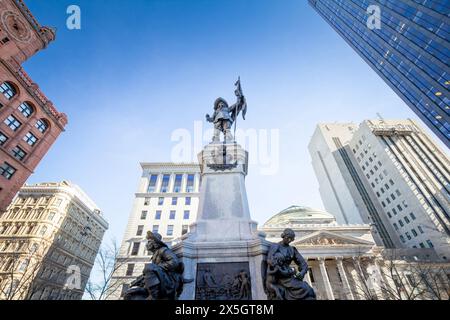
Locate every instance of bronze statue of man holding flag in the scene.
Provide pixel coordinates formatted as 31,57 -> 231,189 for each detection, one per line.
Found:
206,78 -> 247,142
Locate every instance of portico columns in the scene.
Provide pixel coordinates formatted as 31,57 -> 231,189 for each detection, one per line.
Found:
336,257 -> 354,300
318,257 -> 335,300
304,264 -> 312,286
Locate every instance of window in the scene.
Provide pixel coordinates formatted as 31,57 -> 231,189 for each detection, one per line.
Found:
389,179 -> 394,186
419,242 -> 425,248
136,225 -> 144,236
393,223 -> 398,230
18,259 -> 29,272
171,197 -> 177,205
160,174 -> 170,193
39,226 -> 47,236
186,174 -> 195,192
182,225 -> 188,235
183,210 -> 190,220
4,115 -> 21,131
152,225 -> 159,233
392,208 -> 397,215
404,216 -> 410,224
144,197 -> 151,205
147,175 -> 158,193
0,131 -> 7,146
0,82 -> 16,99
35,120 -> 48,133
23,132 -> 38,146
400,235 -> 405,243
18,102 -> 33,118
12,146 -> 26,161
158,197 -> 164,206
167,225 -> 174,236
411,229 -> 418,237
169,210 -> 176,219
173,174 -> 182,193
185,197 -> 191,205
155,210 -> 161,220
126,264 -> 135,276
387,211 -> 392,218
405,232 -> 411,240
399,220 -> 404,227
396,190 -> 401,196
0,162 -> 17,180
121,284 -> 130,297
131,242 -> 140,256
426,240 -> 434,248
48,212 -> 55,221
140,211 -> 147,219
397,205 -> 403,212
418,226 -> 424,234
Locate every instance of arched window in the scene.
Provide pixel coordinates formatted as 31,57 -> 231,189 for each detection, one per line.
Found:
0,82 -> 17,100
35,119 -> 49,133
18,102 -> 34,118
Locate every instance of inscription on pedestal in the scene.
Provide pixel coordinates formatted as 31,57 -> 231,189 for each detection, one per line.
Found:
195,262 -> 252,300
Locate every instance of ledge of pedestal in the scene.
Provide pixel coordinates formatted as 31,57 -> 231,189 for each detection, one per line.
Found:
198,142 -> 249,176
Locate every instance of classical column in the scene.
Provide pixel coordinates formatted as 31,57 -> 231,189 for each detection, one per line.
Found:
318,257 -> 335,300
336,257 -> 354,300
371,258 -> 387,300
304,263 -> 312,286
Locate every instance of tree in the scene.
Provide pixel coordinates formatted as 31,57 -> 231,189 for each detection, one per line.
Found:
376,250 -> 450,300
0,241 -> 50,300
84,238 -> 130,300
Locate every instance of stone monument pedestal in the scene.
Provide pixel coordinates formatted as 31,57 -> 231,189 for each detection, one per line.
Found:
173,142 -> 269,300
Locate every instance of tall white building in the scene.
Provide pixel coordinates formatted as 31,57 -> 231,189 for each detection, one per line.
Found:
108,163 -> 200,299
309,120 -> 450,260
0,181 -> 108,300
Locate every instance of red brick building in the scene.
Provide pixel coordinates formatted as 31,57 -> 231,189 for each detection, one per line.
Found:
0,0 -> 67,212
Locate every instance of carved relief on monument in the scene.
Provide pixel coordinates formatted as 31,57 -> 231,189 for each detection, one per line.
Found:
195,262 -> 252,300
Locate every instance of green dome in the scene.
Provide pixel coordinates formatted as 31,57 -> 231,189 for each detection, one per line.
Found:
264,205 -> 335,226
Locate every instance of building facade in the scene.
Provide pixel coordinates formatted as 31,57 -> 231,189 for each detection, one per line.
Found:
309,120 -> 450,259
0,0 -> 67,212
309,0 -> 449,148
262,205 -> 450,300
108,162 -> 200,299
0,181 -> 108,300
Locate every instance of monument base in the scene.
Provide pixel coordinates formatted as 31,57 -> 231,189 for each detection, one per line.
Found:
173,141 -> 270,300
173,234 -> 269,300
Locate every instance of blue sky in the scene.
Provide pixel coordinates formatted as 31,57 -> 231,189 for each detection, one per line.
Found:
23,0 -> 446,245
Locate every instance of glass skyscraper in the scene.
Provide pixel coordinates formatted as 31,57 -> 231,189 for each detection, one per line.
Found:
309,0 -> 449,148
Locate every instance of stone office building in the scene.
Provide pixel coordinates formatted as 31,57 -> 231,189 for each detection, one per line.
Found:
108,162 -> 200,299
261,205 -> 450,300
0,0 -> 67,213
309,120 -> 450,259
0,181 -> 108,300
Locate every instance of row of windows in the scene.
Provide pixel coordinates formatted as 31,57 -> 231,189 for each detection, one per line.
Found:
147,174 -> 196,193
130,224 -> 189,256
140,210 -> 191,220
144,196 -> 192,206
135,224 -> 189,237
3,114 -> 48,133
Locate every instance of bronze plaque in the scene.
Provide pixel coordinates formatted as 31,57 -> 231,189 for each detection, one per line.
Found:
195,262 -> 252,300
